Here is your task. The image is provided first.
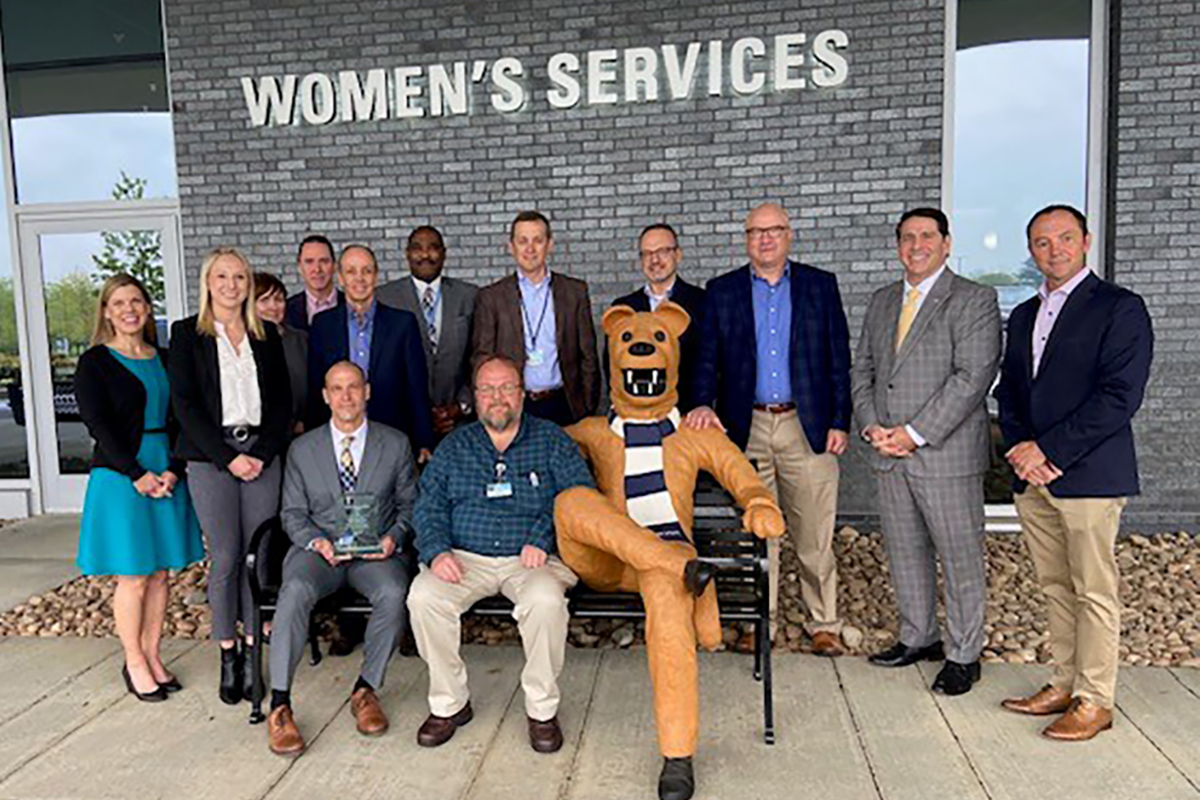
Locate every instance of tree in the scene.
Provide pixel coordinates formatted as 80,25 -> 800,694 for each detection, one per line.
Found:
91,172 -> 164,306
1015,256 -> 1042,287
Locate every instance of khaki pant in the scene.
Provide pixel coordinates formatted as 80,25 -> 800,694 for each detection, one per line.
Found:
406,550 -> 577,721
745,409 -> 841,635
1015,486 -> 1126,708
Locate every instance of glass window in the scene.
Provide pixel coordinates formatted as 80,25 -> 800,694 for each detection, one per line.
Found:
953,0 -> 1094,503
0,218 -> 28,478
35,229 -> 165,475
953,0 -> 1092,317
1,0 -> 177,204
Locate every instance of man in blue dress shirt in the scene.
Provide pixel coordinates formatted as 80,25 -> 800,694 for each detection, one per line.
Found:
687,203 -> 852,657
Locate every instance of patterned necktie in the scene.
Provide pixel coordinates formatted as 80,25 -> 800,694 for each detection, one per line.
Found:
895,287 -> 921,352
338,435 -> 357,493
422,286 -> 438,355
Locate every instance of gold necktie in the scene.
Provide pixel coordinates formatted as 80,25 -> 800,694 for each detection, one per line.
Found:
895,287 -> 921,351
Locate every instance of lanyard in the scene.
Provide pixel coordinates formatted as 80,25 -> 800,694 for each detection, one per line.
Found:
520,277 -> 553,351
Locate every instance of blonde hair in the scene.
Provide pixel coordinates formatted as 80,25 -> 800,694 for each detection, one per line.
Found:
195,247 -> 265,339
91,273 -> 158,347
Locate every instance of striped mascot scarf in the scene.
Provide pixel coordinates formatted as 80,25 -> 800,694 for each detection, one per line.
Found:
610,408 -> 686,542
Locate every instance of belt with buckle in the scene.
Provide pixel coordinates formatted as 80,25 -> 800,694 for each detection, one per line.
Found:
224,425 -> 260,443
525,387 -> 563,402
752,402 -> 796,414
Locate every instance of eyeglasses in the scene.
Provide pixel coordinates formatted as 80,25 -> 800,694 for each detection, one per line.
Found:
476,383 -> 522,398
745,226 -> 789,240
639,246 -> 678,262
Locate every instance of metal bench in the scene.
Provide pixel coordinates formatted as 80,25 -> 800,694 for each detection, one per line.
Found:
245,474 -> 775,744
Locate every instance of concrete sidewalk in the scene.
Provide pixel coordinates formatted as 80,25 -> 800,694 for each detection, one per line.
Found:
0,638 -> 1196,800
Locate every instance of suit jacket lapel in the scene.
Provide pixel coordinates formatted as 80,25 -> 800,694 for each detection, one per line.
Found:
733,265 -> 756,353
368,304 -> 387,379
314,427 -> 342,498
892,269 -> 954,375
877,281 -> 904,377
551,273 -> 570,352
356,424 -> 385,493
1035,272 -> 1097,381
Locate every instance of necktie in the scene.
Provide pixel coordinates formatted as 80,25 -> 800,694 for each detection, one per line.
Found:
338,435 -> 357,493
422,286 -> 438,355
895,287 -> 921,352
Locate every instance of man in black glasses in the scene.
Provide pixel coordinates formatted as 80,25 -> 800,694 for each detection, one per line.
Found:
611,223 -> 707,411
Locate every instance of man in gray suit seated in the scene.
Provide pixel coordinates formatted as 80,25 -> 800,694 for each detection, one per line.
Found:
850,208 -> 1001,695
378,225 -> 478,438
267,361 -> 418,755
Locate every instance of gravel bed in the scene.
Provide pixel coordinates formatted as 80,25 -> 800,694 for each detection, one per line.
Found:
2,529 -> 1196,668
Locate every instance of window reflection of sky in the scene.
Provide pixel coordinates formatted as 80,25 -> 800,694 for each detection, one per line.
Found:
11,111 -> 176,205
953,39 -> 1089,312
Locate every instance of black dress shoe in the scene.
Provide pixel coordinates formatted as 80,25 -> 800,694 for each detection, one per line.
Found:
219,646 -> 244,705
932,660 -> 981,695
683,560 -> 717,597
659,756 -> 696,800
868,641 -> 945,668
122,665 -> 168,703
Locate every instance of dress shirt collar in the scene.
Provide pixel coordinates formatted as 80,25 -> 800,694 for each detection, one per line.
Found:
1038,266 -> 1091,302
517,269 -> 552,290
347,298 -> 377,326
750,262 -> 791,286
305,287 -> 338,321
411,275 -> 443,296
904,263 -> 947,297
330,418 -> 368,455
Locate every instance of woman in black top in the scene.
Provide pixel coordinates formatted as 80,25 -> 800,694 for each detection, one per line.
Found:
169,247 -> 290,705
253,271 -> 307,435
76,274 -> 205,701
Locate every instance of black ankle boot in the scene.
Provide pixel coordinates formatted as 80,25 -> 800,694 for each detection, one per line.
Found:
242,641 -> 260,702
219,645 -> 244,705
658,756 -> 695,800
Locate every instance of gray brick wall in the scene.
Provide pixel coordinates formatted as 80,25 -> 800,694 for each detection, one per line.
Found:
1112,0 -> 1200,529
165,0 -> 945,522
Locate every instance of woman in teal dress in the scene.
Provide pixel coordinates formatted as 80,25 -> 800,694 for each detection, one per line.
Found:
76,274 -> 205,702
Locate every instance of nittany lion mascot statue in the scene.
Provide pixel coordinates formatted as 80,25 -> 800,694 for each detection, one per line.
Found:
554,302 -> 784,800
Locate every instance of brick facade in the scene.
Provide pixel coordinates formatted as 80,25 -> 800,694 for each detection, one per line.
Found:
164,0 -> 1199,529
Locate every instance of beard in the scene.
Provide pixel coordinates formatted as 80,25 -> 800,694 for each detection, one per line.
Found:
481,405 -> 518,432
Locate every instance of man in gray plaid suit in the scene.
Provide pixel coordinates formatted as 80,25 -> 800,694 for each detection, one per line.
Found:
850,208 -> 1001,695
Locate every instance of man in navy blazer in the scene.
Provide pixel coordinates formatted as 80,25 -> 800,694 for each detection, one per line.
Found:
994,204 -> 1153,741
307,244 -> 435,460
285,234 -> 345,332
687,203 -> 851,656
610,223 -> 706,411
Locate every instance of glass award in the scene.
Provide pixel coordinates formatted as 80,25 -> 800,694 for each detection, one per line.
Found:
333,492 -> 383,556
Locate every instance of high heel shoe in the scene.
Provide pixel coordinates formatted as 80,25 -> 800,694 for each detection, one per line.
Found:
158,675 -> 183,693
122,665 -> 168,703
219,646 -> 244,705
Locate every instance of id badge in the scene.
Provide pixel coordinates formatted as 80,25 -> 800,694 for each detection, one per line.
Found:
527,348 -> 545,367
487,481 -> 513,499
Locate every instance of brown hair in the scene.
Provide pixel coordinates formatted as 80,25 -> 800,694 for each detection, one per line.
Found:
91,273 -> 157,346
253,271 -> 287,302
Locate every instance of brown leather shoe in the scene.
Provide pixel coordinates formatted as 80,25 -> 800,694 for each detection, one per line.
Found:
1042,698 -> 1113,741
351,687 -> 389,736
1001,684 -> 1073,716
267,706 -> 305,756
416,702 -> 474,747
810,631 -> 844,657
528,715 -> 564,753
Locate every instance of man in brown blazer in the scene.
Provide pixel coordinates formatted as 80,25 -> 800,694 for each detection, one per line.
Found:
472,211 -> 600,425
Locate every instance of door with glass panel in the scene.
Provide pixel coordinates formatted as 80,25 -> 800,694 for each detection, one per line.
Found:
16,209 -> 184,511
